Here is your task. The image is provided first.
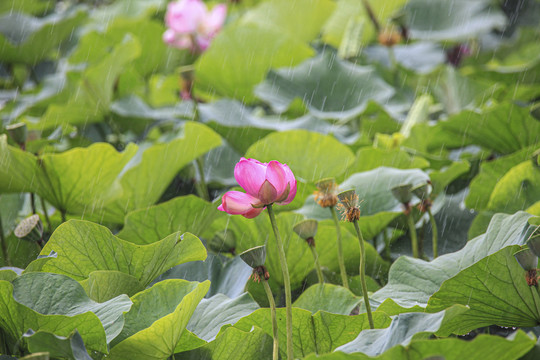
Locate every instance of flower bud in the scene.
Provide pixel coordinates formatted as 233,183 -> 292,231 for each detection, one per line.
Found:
239,245 -> 266,269
293,220 -> 318,247
208,230 -> 236,254
514,248 -> 538,271
5,122 -> 27,148
391,184 -> 413,204
14,215 -> 43,243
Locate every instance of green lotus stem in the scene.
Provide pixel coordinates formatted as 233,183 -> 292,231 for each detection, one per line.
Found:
353,220 -> 374,329
194,157 -> 210,201
0,212 -> 11,266
60,210 -> 67,224
407,213 -> 419,258
383,228 -> 391,260
40,197 -> 52,235
262,278 -> 279,360
267,204 -> 293,360
428,208 -> 438,259
330,206 -> 349,289
310,246 -> 324,285
30,193 -> 36,214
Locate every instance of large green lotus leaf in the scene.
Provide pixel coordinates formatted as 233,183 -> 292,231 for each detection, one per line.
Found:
403,0 -> 506,41
241,0 -> 334,42
178,326 -> 273,360
336,306 -> 467,355
322,0 -> 408,48
0,135 -> 40,194
0,275 -> 125,353
187,293 -> 259,342
24,330 -> 91,360
235,308 -> 391,358
13,273 -> 132,344
39,220 -> 207,287
109,280 -> 210,360
427,246 -> 540,333
0,0 -> 53,15
437,104 -> 540,154
35,35 -> 141,130
199,99 -> 347,154
245,130 -> 355,182
98,122 -> 222,223
301,330 -> 535,360
117,195 -> 222,244
110,95 -> 193,123
487,160 -> 540,213
70,18 -> 168,76
466,147 -> 538,211
0,8 -> 86,64
255,52 -> 394,119
429,160 -> 470,195
293,284 -> 360,315
195,23 -> 313,102
372,212 -> 535,309
154,254 -> 252,299
79,271 -> 144,302
345,147 -> 429,177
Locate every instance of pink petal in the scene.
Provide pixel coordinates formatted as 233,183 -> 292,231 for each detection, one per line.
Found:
242,206 -> 265,219
265,161 -> 288,199
219,191 -> 261,215
166,0 -> 207,34
258,180 -> 278,205
234,158 -> 267,198
201,4 -> 227,35
277,163 -> 297,205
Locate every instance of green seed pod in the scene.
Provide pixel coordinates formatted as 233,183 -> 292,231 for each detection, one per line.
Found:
528,237 -> 540,258
208,230 -> 236,254
412,183 -> 431,200
239,245 -> 266,268
14,215 -> 43,243
5,122 -> 27,147
293,220 -> 318,240
391,184 -> 413,204
514,248 -> 538,271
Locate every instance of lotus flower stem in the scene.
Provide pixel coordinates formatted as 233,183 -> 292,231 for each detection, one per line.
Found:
428,209 -> 438,259
330,206 -> 349,289
40,196 -> 52,234
310,246 -> 324,284
407,213 -> 419,258
262,278 -> 279,360
267,204 -> 293,360
192,101 -> 210,201
0,212 -> 11,266
352,220 -> 374,329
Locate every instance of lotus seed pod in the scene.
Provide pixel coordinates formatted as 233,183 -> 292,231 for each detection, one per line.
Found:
412,183 -> 431,200
391,184 -> 413,204
14,214 -> 43,243
514,248 -> 538,271
239,245 -> 266,268
208,230 -> 236,254
293,220 -> 318,240
527,237 -> 540,258
5,122 -> 27,147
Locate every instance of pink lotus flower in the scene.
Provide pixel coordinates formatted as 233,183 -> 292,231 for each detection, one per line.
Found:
218,158 -> 297,218
163,0 -> 226,53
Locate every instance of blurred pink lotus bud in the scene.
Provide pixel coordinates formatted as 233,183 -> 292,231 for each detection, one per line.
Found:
163,0 -> 226,53
218,158 -> 297,218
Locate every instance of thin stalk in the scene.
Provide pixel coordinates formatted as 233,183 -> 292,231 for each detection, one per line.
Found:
407,213 -> 419,258
267,205 -> 293,360
40,197 -> 52,234
427,209 -> 438,259
30,193 -> 36,214
353,220 -> 374,329
262,279 -> 279,360
60,210 -> 67,224
310,246 -> 324,285
383,228 -> 391,260
0,213 -> 11,266
330,206 -> 349,289
191,100 -> 210,201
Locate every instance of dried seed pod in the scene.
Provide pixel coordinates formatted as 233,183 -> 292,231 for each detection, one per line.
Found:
14,215 -> 43,243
